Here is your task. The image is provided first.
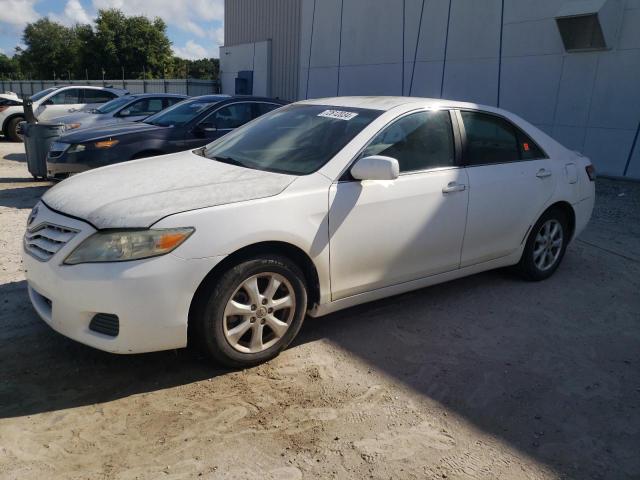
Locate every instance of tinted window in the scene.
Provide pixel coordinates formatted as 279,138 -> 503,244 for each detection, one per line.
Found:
145,99 -> 218,127
48,88 -> 82,105
210,103 -> 254,129
203,104 -> 382,175
96,96 -> 131,113
164,97 -> 183,108
83,89 -> 117,103
126,98 -> 164,116
461,111 -> 520,165
30,88 -> 57,101
516,129 -> 546,160
255,103 -> 282,116
362,110 -> 454,173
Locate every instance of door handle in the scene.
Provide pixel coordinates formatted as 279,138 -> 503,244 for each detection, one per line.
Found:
536,168 -> 552,178
442,182 -> 466,194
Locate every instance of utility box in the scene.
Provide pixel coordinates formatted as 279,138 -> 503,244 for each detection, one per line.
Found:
235,70 -> 254,95
555,0 -> 623,51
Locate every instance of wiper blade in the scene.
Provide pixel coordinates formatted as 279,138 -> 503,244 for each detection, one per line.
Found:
211,156 -> 245,168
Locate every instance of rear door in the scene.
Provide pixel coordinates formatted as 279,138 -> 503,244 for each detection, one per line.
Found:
183,101 -> 255,149
81,89 -> 118,111
36,88 -> 83,120
457,110 -> 557,266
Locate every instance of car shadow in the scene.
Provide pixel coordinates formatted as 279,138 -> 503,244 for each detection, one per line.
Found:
1,246 -> 638,479
3,152 -> 27,163
0,185 -> 49,208
0,281 -> 226,419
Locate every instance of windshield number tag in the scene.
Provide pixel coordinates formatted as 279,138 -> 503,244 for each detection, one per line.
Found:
318,110 -> 358,121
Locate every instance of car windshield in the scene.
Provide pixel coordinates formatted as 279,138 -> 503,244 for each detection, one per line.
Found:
145,99 -> 218,127
29,88 -> 57,101
95,96 -> 133,114
202,104 -> 382,175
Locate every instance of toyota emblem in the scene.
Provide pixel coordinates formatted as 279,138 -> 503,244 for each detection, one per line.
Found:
27,206 -> 38,226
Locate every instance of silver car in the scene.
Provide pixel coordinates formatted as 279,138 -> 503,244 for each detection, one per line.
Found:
51,93 -> 187,132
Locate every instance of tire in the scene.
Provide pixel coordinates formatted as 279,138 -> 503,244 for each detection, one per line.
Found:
6,117 -> 24,142
192,255 -> 308,368
516,208 -> 569,281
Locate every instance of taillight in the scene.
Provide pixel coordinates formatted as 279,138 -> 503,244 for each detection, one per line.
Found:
585,164 -> 596,181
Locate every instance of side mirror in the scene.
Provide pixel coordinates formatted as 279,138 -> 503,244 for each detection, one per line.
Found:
350,155 -> 399,181
119,109 -> 131,117
195,122 -> 217,135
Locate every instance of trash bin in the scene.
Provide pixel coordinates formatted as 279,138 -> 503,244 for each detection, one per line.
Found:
22,122 -> 65,179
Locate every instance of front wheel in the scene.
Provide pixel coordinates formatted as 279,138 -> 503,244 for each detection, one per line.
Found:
6,117 -> 25,142
192,255 -> 308,368
516,208 -> 569,281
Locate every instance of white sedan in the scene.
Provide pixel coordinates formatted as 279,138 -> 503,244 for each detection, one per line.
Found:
23,97 -> 595,367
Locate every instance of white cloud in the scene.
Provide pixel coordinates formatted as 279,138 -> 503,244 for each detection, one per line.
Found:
91,0 -> 224,36
0,0 -> 39,27
172,40 -> 209,60
49,0 -> 93,26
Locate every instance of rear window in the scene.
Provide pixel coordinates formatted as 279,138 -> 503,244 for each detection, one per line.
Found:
461,111 -> 546,165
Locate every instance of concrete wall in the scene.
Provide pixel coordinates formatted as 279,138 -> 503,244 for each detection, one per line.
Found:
220,41 -> 272,97
223,0 -> 301,100
297,0 -> 640,179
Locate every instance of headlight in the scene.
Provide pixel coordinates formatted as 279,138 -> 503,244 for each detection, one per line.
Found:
65,123 -> 81,130
95,139 -> 119,149
64,228 -> 194,265
67,144 -> 86,154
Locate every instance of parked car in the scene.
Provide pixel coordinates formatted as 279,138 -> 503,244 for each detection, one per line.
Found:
24,97 -> 595,368
0,94 -> 25,140
51,93 -> 187,132
46,95 -> 286,177
1,85 -> 128,142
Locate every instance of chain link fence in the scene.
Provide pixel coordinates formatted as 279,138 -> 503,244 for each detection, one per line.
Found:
0,79 -> 221,98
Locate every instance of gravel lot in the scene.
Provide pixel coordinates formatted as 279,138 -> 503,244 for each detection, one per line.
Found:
0,140 -> 639,480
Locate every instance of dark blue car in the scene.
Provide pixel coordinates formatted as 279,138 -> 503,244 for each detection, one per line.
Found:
46,95 -> 288,178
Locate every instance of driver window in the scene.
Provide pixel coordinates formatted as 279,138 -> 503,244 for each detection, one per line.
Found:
362,110 -> 455,173
207,103 -> 253,130
47,89 -> 82,105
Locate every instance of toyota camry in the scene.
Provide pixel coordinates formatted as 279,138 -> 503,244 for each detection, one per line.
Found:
23,96 -> 595,367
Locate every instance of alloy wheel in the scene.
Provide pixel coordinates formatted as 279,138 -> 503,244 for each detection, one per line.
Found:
222,272 -> 296,353
533,219 -> 563,271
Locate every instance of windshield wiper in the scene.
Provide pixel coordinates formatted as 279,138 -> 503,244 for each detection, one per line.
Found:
211,156 -> 246,168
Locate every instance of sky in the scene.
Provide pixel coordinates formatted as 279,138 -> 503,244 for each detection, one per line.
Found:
0,0 -> 225,59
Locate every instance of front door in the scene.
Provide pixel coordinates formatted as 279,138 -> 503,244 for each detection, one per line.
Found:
328,109 -> 469,300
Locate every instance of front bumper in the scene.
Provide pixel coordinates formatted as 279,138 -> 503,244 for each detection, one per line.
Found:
47,161 -> 89,177
23,202 -> 224,354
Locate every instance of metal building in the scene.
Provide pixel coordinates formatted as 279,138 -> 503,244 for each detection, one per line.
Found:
220,0 -> 640,179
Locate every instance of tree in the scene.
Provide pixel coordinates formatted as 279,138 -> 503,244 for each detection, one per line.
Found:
12,9 -> 217,80
19,18 -> 81,79
93,9 -> 172,79
0,53 -> 22,80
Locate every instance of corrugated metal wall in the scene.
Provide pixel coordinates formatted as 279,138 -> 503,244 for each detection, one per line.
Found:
225,0 -> 301,100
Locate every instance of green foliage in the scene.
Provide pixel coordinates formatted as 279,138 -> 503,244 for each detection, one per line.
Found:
0,9 -> 218,80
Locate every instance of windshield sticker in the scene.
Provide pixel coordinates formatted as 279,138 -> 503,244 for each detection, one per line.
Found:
317,110 -> 359,121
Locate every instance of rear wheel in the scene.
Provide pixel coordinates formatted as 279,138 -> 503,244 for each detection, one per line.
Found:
6,116 -> 24,142
516,208 -> 569,281
192,255 -> 307,368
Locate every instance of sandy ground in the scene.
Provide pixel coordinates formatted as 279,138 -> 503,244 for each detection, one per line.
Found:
0,140 -> 639,480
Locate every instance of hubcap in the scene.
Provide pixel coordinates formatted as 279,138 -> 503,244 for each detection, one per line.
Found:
533,219 -> 563,271
223,272 -> 296,354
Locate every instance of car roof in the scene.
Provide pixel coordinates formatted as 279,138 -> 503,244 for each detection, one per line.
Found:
186,94 -> 286,104
299,96 -> 500,113
51,85 -> 129,95
125,93 -> 188,99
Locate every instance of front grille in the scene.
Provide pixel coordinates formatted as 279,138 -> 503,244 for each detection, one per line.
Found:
24,223 -> 78,262
89,313 -> 120,337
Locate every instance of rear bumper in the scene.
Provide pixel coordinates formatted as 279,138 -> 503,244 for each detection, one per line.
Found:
572,195 -> 595,240
23,202 -> 224,354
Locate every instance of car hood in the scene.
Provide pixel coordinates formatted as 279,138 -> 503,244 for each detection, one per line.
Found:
59,121 -> 163,143
42,150 -> 297,229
